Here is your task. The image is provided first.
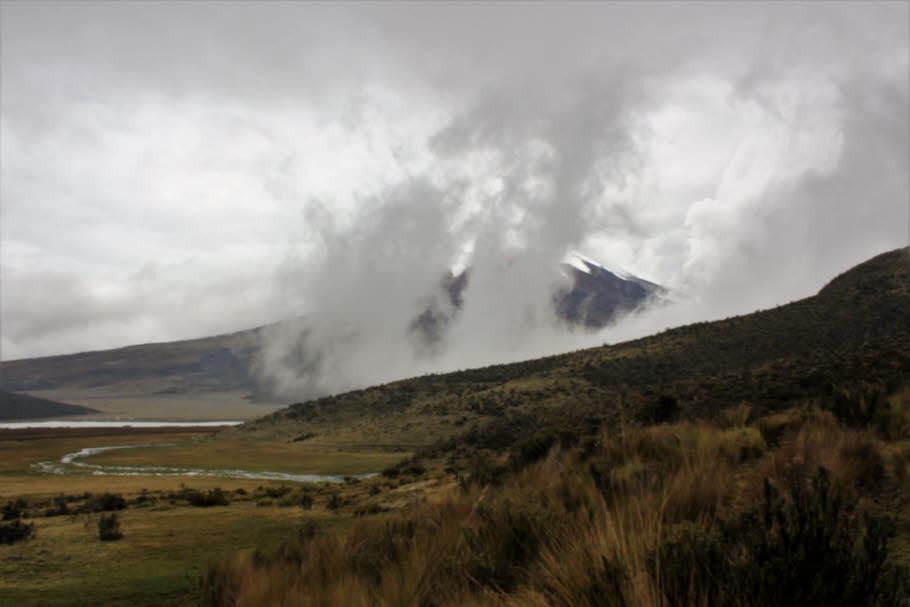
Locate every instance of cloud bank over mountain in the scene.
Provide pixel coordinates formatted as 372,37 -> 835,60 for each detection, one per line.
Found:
2,3 -> 906,398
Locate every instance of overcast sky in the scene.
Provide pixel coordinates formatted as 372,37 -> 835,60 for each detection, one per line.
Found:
1,2 -> 907,371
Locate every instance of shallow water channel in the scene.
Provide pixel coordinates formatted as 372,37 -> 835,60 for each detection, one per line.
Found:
0,420 -> 243,429
33,443 -> 375,483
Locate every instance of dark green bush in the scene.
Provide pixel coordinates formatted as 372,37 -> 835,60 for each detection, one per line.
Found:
44,495 -> 71,517
98,513 -> 123,541
2,498 -> 28,520
184,488 -> 229,507
354,503 -> 384,516
652,522 -> 728,606
508,433 -> 556,471
383,458 -> 427,478
257,486 -> 292,499
0,519 -> 35,544
463,456 -> 507,488
132,490 -> 157,507
85,492 -> 127,512
455,499 -> 555,592
652,467 -> 909,607
648,395 -> 680,424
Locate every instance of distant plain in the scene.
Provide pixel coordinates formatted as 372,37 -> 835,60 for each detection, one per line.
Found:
0,425 -> 412,606
18,389 -> 283,422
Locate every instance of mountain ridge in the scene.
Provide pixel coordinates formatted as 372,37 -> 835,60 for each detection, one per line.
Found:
0,256 -> 661,398
238,247 -> 910,456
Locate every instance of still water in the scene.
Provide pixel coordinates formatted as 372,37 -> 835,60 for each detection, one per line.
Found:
0,420 -> 242,429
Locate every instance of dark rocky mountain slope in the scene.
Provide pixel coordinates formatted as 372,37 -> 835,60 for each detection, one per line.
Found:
0,389 -> 98,420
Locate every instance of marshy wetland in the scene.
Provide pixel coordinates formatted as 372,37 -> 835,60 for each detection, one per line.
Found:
0,425 -> 415,606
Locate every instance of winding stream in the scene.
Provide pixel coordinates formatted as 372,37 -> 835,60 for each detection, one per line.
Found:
33,443 -> 375,483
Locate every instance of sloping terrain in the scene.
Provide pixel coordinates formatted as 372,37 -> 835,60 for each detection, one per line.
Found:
0,257 -> 661,401
0,329 -> 261,394
207,247 -> 910,607
0,389 -> 98,420
242,248 -> 910,454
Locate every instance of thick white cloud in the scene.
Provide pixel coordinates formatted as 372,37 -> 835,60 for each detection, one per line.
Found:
1,2 -> 907,379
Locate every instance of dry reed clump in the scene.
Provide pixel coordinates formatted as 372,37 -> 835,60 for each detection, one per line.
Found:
758,407 -> 891,496
201,410 -> 907,607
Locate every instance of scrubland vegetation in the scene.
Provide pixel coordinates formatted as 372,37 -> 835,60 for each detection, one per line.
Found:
3,248 -> 908,605
202,249 -> 910,605
202,395 -> 910,606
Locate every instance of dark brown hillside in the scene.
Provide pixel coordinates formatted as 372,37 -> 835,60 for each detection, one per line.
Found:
575,247 -> 910,409
244,248 -> 910,453
0,389 -> 98,420
0,329 -> 260,393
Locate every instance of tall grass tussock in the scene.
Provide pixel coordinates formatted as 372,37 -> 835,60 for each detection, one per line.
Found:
202,399 -> 910,606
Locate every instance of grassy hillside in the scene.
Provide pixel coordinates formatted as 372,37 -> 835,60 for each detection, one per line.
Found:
0,389 -> 98,420
243,247 -> 910,456
204,248 -> 910,606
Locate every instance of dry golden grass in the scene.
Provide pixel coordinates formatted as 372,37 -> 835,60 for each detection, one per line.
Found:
201,405 -> 909,607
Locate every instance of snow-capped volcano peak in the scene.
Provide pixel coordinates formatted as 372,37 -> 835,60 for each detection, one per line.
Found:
556,252 -> 666,327
563,252 -> 603,275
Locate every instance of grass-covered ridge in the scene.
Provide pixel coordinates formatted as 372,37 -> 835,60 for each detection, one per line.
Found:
242,247 -> 910,454
204,247 -> 910,606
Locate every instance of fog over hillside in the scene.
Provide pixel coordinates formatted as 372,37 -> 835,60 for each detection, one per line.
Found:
1,3 -> 907,399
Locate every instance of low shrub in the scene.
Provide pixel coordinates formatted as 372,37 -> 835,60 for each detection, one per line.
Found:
455,499 -> 557,592
354,504 -> 385,516
467,456 -> 508,487
85,492 -> 127,512
381,458 -> 426,478
184,488 -> 229,507
132,489 -> 157,507
98,513 -> 123,541
256,486 -> 292,499
653,466 -> 908,606
646,394 -> 680,424
44,496 -> 71,517
1,498 -> 28,521
0,519 -> 35,544
508,432 -> 556,471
